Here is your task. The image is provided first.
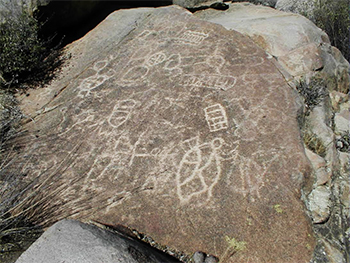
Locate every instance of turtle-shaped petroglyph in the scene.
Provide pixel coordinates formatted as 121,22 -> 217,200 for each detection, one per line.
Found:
176,137 -> 238,204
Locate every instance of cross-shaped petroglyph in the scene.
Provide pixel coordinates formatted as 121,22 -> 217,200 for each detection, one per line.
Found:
146,52 -> 167,67
204,104 -> 228,132
176,137 -> 238,205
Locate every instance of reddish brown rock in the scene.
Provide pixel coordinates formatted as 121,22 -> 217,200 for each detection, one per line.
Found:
12,6 -> 315,262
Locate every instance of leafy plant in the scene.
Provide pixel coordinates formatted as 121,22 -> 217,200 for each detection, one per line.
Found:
0,2 -> 63,91
312,0 -> 350,61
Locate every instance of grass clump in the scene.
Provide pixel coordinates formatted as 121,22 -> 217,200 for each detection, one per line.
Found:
296,77 -> 328,114
303,131 -> 327,157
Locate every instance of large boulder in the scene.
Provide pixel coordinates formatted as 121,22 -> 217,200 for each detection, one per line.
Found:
15,219 -> 180,263
9,5 -> 316,263
194,2 -> 329,78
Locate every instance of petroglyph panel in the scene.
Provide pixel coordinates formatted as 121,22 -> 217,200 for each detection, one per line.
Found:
12,6 -> 315,263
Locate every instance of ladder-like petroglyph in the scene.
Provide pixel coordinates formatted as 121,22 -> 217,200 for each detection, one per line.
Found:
176,30 -> 209,45
204,104 -> 228,132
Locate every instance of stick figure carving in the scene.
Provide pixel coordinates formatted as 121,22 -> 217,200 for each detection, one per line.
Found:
176,137 -> 237,204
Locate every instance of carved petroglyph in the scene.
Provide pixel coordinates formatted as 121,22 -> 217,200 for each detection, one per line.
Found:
77,60 -> 115,97
176,137 -> 238,204
182,75 -> 236,91
204,104 -> 228,132
177,30 -> 209,45
108,99 -> 138,129
147,52 -> 167,67
232,153 -> 280,202
121,66 -> 149,83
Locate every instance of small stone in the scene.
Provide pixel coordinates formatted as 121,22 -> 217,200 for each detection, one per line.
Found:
192,251 -> 205,263
204,255 -> 219,263
308,186 -> 331,223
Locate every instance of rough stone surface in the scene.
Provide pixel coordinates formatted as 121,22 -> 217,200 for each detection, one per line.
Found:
307,186 -> 331,223
15,219 -> 180,263
305,149 -> 331,186
194,2 -> 330,77
334,110 -> 349,134
173,0 -> 222,8
10,5 -> 316,263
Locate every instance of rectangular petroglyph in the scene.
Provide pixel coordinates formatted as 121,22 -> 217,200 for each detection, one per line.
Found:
178,31 -> 209,44
204,104 -> 228,132
183,75 -> 236,91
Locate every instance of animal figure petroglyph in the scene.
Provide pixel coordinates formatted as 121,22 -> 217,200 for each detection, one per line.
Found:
176,137 -> 238,204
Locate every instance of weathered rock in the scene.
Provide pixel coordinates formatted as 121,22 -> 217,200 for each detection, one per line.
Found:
307,185 -> 331,223
15,219 -> 180,263
232,0 -> 277,7
334,110 -> 349,134
194,2 -> 330,78
305,148 -> 331,186
10,5 -> 315,263
173,0 -> 222,8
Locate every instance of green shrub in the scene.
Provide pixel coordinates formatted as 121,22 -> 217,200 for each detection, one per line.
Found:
0,4 -> 63,91
313,0 -> 350,61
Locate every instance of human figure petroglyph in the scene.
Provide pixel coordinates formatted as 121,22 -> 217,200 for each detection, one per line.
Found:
176,137 -> 238,204
108,99 -> 138,129
232,153 -> 280,202
204,104 -> 228,132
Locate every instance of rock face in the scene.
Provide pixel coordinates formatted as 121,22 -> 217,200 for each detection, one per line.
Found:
195,2 -> 350,262
10,5 -> 316,263
15,219 -> 180,263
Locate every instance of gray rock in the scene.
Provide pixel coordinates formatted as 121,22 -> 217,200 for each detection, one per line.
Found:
232,0 -> 277,7
307,186 -> 331,223
192,251 -> 205,263
15,219 -> 180,263
194,2 -> 329,77
173,0 -> 222,8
